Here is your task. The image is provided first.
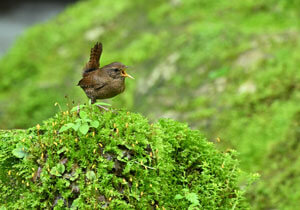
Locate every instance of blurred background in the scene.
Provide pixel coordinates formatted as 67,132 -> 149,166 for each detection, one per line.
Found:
0,0 -> 76,56
0,0 -> 299,209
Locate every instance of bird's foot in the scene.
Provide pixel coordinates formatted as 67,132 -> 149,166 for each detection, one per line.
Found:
96,104 -> 109,111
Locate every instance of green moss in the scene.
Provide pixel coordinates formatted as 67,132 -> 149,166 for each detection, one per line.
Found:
249,112 -> 300,209
0,105 -> 250,209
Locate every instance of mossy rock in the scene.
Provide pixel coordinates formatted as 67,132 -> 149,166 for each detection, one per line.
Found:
0,105 -> 250,209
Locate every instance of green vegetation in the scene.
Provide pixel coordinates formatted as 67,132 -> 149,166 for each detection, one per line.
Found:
0,0 -> 299,208
249,112 -> 300,209
0,105 -> 250,209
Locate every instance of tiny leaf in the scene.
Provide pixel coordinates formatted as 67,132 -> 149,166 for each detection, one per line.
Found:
79,123 -> 89,135
12,144 -> 28,159
50,163 -> 65,176
57,147 -> 67,154
59,123 -> 74,133
79,111 -> 88,119
57,163 -> 65,174
90,120 -> 99,128
185,193 -> 199,205
86,171 -> 96,180
174,194 -> 183,200
70,172 -> 79,181
72,123 -> 81,131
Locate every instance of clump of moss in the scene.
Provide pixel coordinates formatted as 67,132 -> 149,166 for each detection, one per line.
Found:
0,105 -> 250,209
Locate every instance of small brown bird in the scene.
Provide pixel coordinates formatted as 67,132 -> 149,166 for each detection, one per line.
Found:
77,42 -> 134,104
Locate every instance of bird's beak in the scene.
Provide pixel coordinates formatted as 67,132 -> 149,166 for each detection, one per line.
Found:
121,69 -> 134,79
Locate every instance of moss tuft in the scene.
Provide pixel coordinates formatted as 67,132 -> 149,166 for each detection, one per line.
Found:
0,105 -> 250,209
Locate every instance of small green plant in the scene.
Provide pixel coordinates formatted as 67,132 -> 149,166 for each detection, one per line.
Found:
59,102 -> 110,135
12,143 -> 29,159
59,110 -> 99,135
175,189 -> 200,209
86,170 -> 96,181
50,163 -> 65,177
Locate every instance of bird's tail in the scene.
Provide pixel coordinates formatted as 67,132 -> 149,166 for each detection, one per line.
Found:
83,42 -> 103,76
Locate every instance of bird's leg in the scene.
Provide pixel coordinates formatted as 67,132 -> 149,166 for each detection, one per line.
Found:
91,98 -> 109,111
91,98 -> 96,104
96,104 -> 109,111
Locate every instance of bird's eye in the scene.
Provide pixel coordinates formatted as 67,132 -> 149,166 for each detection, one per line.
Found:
114,68 -> 119,72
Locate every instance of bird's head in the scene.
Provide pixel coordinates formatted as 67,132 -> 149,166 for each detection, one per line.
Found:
104,62 -> 134,80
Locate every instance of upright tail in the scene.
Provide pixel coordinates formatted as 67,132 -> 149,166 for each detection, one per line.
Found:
83,42 -> 103,76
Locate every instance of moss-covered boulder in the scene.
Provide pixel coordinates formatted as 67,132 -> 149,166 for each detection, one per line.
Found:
0,105 -> 250,209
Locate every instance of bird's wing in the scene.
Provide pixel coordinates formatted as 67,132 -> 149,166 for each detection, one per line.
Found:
77,74 -> 106,90
83,42 -> 103,74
